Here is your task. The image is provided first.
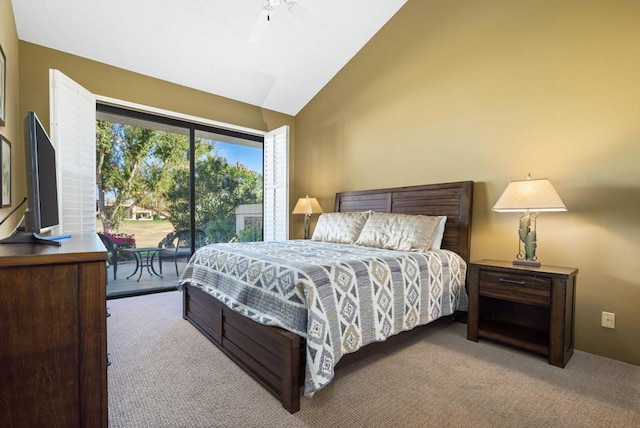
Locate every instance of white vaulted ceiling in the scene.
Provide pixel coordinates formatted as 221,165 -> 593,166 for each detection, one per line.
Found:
11,0 -> 408,116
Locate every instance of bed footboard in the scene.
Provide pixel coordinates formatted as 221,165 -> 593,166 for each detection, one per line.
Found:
183,284 -> 305,413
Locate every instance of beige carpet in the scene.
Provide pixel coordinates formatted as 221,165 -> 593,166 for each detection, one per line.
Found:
107,291 -> 640,428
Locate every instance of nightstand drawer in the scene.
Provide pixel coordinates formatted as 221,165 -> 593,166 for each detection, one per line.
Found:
479,270 -> 550,307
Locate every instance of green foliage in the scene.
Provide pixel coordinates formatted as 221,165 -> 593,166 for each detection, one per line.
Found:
166,153 -> 263,243
97,121 -> 160,232
96,120 -> 263,241
236,225 -> 263,242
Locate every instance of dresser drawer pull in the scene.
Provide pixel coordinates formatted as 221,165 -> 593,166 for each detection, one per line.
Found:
499,278 -> 526,286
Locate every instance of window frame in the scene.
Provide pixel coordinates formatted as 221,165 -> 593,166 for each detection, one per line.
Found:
95,102 -> 269,248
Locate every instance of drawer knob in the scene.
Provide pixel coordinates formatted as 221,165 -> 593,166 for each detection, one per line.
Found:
499,278 -> 526,286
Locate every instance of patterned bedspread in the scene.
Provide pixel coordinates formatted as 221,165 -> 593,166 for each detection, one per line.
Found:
178,240 -> 468,396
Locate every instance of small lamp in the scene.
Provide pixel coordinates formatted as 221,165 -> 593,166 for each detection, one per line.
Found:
493,174 -> 567,267
292,195 -> 323,239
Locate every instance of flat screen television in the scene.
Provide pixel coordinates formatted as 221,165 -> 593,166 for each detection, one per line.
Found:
0,111 -> 69,246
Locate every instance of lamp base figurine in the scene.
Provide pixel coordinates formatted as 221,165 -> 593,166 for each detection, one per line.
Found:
513,211 -> 540,267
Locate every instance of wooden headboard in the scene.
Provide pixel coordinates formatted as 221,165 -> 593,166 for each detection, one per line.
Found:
334,181 -> 474,262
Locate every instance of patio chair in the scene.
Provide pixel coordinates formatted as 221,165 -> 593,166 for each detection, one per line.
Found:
157,229 -> 207,276
97,232 -> 118,280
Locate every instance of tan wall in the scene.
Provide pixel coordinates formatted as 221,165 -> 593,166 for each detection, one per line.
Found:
296,0 -> 640,365
0,0 -> 23,237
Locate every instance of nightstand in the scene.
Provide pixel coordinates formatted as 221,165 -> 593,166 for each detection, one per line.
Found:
467,259 -> 578,368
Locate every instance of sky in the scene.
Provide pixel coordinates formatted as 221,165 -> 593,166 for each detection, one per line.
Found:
214,141 -> 263,173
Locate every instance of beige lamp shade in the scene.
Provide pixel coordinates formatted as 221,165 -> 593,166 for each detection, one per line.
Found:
493,176 -> 567,212
292,196 -> 323,215
292,196 -> 323,240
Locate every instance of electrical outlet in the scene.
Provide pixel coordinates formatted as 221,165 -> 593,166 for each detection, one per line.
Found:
601,311 -> 615,329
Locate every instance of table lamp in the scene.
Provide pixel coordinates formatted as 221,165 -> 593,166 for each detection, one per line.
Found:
493,174 -> 567,267
292,195 -> 323,239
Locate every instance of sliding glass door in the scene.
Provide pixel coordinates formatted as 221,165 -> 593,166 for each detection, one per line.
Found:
97,105 -> 264,298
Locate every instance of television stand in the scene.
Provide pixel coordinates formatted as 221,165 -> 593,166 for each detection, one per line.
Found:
0,230 -> 70,246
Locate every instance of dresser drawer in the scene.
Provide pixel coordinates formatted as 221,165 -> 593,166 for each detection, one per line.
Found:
479,270 -> 551,307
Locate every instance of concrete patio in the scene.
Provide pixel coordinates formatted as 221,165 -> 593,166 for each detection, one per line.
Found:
106,258 -> 188,299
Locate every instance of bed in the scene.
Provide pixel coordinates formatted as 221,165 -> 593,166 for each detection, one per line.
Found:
179,181 -> 474,413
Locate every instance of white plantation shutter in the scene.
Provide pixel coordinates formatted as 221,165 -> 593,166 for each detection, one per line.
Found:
49,70 -> 97,234
263,126 -> 289,241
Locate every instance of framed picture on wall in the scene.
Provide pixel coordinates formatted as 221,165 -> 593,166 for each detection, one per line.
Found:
0,44 -> 5,127
1,135 -> 10,207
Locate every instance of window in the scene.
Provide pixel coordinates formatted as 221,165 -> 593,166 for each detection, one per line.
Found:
96,105 -> 266,247
244,217 -> 262,229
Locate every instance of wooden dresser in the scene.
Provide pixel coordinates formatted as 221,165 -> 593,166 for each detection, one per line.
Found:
0,234 -> 108,427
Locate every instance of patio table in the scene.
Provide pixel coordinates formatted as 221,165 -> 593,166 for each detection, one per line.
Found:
122,247 -> 164,282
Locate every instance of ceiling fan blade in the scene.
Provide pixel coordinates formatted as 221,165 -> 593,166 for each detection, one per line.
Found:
249,7 -> 270,43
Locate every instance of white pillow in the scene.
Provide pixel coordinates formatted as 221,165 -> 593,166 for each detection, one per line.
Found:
429,216 -> 447,250
311,211 -> 370,244
354,212 -> 440,252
